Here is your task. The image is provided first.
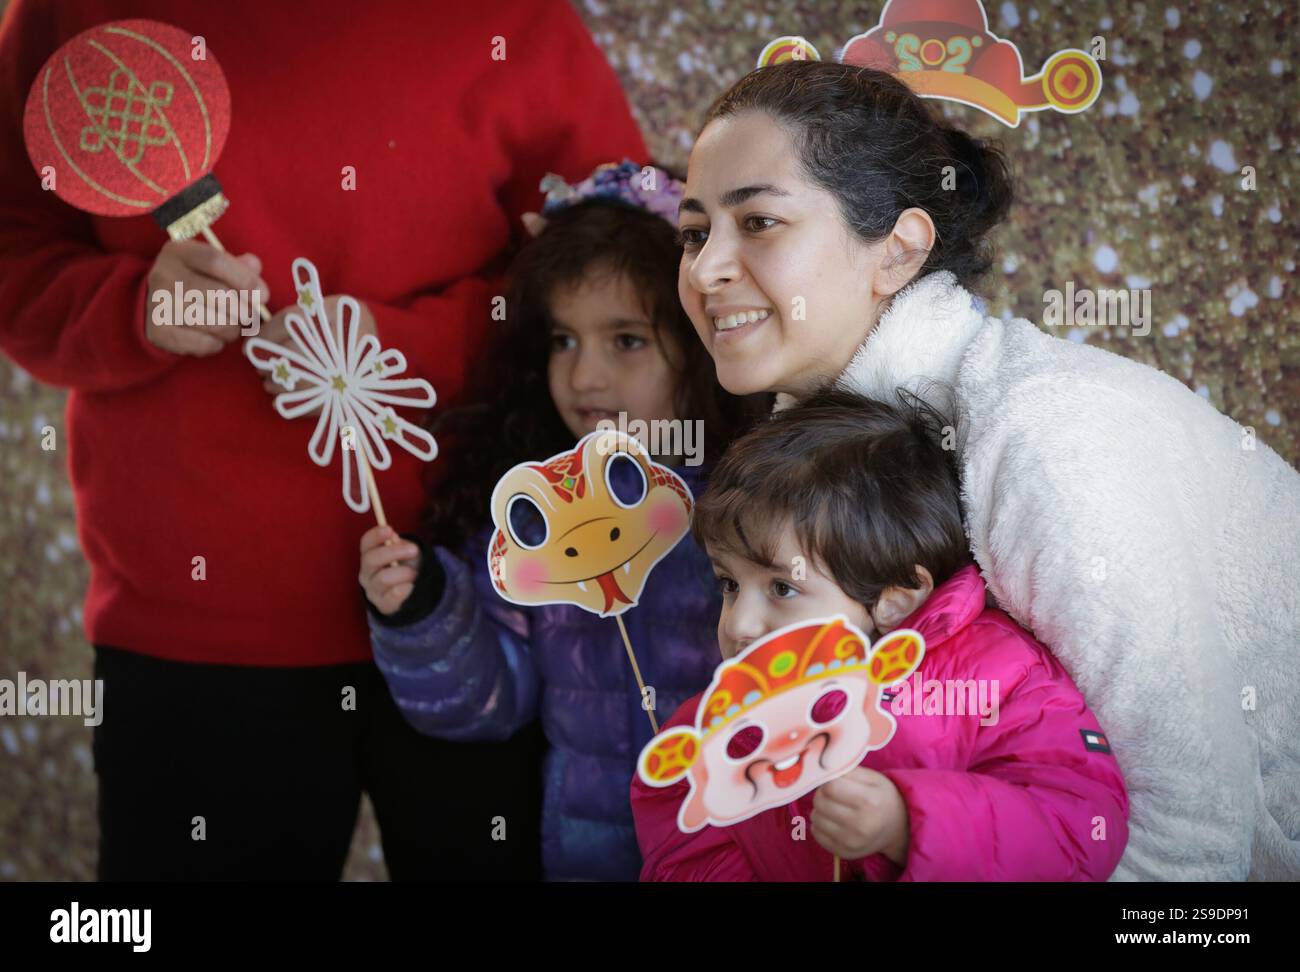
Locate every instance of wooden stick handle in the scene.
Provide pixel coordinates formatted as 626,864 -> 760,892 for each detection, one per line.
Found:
352,435 -> 388,528
615,614 -> 659,734
200,225 -> 272,322
833,855 -> 841,883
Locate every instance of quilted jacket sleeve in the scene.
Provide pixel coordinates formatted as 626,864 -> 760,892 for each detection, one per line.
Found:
370,543 -> 541,742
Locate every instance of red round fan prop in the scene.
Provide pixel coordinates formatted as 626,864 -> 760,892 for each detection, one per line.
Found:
23,18 -> 232,239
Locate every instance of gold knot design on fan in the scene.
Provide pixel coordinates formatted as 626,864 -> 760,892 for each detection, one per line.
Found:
77,67 -> 174,165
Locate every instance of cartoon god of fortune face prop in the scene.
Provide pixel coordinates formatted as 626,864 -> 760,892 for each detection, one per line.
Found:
637,617 -> 925,832
487,430 -> 693,617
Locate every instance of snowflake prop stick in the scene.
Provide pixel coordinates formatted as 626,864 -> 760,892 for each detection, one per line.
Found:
244,257 -> 437,515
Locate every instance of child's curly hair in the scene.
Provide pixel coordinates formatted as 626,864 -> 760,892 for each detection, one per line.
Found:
425,198 -> 766,549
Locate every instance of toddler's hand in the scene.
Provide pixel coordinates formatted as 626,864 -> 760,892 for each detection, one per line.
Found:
811,767 -> 910,866
359,525 -> 421,615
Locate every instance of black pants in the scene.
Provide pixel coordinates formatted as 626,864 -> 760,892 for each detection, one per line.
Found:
92,645 -> 544,881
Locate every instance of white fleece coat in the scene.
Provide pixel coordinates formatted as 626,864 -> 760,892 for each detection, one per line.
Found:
810,270 -> 1299,881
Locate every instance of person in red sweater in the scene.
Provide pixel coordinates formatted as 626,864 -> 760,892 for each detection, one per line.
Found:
0,0 -> 647,880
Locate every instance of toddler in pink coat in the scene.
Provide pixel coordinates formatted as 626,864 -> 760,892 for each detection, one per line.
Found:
632,390 -> 1129,880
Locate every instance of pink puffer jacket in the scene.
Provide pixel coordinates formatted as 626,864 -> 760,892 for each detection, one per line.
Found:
632,564 -> 1130,881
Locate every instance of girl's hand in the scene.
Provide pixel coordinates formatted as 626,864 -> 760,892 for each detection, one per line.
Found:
811,767 -> 910,866
359,525 -> 421,615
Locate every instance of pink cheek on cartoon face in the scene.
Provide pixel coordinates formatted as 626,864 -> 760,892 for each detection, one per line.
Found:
818,711 -> 873,769
509,555 -> 549,596
864,694 -> 896,746
729,765 -> 754,792
695,756 -> 754,821
722,728 -> 768,792
647,496 -> 687,536
818,723 -> 846,760
846,681 -> 894,747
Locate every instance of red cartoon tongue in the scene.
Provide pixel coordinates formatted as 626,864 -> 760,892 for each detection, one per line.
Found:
594,569 -> 634,613
769,753 -> 805,789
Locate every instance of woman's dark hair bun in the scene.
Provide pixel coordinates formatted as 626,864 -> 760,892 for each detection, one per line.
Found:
940,127 -> 1014,283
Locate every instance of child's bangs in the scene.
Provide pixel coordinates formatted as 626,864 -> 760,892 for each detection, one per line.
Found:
692,485 -> 787,569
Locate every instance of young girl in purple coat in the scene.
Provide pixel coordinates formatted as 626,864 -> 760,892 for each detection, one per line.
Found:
358,163 -> 763,881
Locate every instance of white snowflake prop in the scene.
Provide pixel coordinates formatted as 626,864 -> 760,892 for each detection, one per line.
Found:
245,257 -> 437,513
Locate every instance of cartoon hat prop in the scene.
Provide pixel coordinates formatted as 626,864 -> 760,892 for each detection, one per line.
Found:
757,0 -> 1102,128
487,429 -> 695,731
637,617 -> 924,845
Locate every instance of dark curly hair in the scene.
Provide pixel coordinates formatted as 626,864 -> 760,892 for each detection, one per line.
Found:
705,60 -> 1014,290
424,197 -> 767,549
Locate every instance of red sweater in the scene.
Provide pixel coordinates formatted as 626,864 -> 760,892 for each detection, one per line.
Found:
0,0 -> 647,666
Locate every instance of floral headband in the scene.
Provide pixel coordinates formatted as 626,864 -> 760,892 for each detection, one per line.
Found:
539,159 -> 684,228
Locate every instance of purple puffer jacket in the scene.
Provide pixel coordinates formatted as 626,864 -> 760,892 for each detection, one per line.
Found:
370,464 -> 720,881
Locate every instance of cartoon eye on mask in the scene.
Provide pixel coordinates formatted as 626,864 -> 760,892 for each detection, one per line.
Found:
809,687 -> 849,726
724,723 -> 765,761
506,494 -> 548,549
605,452 -> 647,508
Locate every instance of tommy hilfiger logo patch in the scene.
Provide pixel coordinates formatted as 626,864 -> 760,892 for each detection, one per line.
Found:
1080,729 -> 1112,754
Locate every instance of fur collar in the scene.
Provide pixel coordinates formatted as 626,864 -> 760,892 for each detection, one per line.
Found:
773,271 -> 986,417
